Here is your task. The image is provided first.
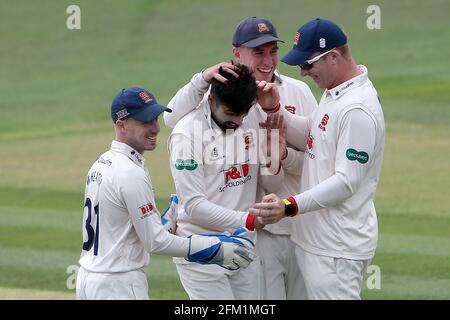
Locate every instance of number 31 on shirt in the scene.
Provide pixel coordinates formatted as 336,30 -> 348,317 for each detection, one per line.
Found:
82,197 -> 99,256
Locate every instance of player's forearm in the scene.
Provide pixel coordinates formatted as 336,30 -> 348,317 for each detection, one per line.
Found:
258,165 -> 284,194
277,108 -> 310,151
148,229 -> 190,257
133,213 -> 189,256
164,73 -> 210,128
281,147 -> 304,176
185,196 -> 251,231
293,172 -> 354,214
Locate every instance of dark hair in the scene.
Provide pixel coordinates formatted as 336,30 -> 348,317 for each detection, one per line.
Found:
210,64 -> 256,115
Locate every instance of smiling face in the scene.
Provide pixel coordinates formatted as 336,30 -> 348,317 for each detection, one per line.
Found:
116,117 -> 160,154
233,42 -> 279,82
299,50 -> 340,89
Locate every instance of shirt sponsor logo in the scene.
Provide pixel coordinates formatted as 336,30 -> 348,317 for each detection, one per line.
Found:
219,163 -> 251,192
175,159 -> 198,171
334,81 -> 355,97
318,113 -> 329,131
208,146 -> 225,161
284,105 -> 296,114
139,202 -> 154,219
346,148 -> 369,164
130,150 -> 143,164
97,157 -> 112,166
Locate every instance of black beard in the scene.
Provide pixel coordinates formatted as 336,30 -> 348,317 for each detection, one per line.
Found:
211,111 -> 239,132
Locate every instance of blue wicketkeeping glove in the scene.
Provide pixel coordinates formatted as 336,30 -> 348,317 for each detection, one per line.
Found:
161,194 -> 178,234
185,228 -> 256,270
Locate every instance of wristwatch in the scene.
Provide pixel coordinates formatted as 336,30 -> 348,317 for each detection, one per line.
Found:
283,198 -> 297,217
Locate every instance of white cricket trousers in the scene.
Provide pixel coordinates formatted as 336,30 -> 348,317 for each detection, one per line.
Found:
256,229 -> 305,299
76,266 -> 149,300
175,257 -> 263,300
295,245 -> 370,300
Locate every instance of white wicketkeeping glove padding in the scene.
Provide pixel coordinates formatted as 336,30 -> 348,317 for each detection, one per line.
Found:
161,194 -> 178,234
186,228 -> 256,270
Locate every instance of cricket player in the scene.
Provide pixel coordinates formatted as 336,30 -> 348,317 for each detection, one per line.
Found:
167,65 -> 287,300
76,87 -> 255,300
164,17 -> 318,299
250,18 -> 386,300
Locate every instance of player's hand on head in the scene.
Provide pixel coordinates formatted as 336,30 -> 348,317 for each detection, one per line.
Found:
202,62 -> 240,83
186,229 -> 256,270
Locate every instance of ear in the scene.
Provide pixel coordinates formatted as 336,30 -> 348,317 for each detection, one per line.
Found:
330,51 -> 340,64
232,47 -> 240,61
115,119 -> 127,132
208,94 -> 216,112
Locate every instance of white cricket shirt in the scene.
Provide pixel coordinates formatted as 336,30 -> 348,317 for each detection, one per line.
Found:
165,72 -> 317,235
168,88 -> 284,239
79,141 -> 189,273
289,66 -> 385,260
255,73 -> 317,235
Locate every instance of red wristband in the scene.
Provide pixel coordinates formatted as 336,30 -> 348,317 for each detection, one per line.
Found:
284,196 -> 299,216
261,102 -> 281,113
245,214 -> 255,231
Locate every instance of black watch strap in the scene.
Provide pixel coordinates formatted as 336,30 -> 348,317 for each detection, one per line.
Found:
283,198 -> 298,217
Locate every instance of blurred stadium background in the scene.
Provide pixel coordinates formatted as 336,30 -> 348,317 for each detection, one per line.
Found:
0,0 -> 449,299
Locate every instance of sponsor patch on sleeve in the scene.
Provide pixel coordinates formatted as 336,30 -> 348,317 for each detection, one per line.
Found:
346,148 -> 369,164
138,202 -> 154,219
174,159 -> 198,171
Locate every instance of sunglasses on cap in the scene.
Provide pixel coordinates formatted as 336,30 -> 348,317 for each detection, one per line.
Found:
299,49 -> 334,70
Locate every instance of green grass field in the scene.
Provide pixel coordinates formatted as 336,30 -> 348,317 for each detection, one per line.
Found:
1,0 -> 449,299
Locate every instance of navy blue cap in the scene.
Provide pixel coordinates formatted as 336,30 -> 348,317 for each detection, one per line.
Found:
282,18 -> 347,66
111,87 -> 171,123
232,17 -> 284,48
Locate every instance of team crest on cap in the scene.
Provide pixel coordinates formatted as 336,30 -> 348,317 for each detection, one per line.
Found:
319,38 -> 326,48
258,23 -> 269,33
116,108 -> 130,120
293,32 -> 300,46
138,91 -> 152,103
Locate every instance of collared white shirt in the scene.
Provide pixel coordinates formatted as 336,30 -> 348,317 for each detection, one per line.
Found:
289,65 -> 385,260
79,141 -> 188,273
248,72 -> 318,234
168,100 -> 283,239
165,72 -> 317,235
